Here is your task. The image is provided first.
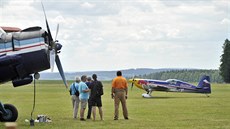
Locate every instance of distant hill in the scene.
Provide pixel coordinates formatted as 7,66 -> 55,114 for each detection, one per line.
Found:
40,68 -> 177,80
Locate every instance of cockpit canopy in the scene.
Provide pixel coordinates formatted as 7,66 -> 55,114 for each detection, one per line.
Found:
166,79 -> 181,85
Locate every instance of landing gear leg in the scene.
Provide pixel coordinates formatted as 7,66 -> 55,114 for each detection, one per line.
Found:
0,102 -> 8,115
142,90 -> 153,98
148,89 -> 153,96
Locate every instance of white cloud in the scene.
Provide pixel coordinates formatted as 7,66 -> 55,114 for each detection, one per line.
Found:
1,0 -> 229,71
221,18 -> 230,25
80,2 -> 95,9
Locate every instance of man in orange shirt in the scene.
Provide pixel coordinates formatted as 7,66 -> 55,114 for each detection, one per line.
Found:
111,71 -> 128,120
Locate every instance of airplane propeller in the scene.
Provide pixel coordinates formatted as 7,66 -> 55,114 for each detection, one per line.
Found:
54,24 -> 59,41
41,2 -> 68,88
131,78 -> 135,90
130,69 -> 136,90
129,77 -> 135,90
49,24 -> 60,72
131,79 -> 134,89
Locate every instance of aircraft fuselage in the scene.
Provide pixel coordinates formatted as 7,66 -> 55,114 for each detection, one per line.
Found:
130,76 -> 211,97
0,27 -> 50,86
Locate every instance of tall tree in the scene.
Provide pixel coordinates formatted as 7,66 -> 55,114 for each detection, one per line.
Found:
220,39 -> 230,83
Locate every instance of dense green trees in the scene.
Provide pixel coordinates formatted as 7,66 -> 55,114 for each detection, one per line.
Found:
220,39 -> 230,83
136,39 -> 230,83
137,69 -> 223,83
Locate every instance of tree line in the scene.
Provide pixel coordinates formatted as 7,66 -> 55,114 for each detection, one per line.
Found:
135,38 -> 230,84
220,39 -> 230,83
136,69 -> 223,83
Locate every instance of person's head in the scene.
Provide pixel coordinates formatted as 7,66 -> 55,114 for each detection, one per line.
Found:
87,76 -> 92,82
92,74 -> 97,81
81,75 -> 87,82
117,71 -> 122,76
75,76 -> 80,83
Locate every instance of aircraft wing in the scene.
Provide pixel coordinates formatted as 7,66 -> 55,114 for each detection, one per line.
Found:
0,27 -> 21,33
133,79 -> 172,92
153,85 -> 170,91
144,81 -> 170,91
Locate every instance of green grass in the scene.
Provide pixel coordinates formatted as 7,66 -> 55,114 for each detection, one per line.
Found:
0,81 -> 230,129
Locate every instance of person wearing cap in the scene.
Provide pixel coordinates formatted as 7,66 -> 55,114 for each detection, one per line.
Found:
89,74 -> 104,121
111,71 -> 128,120
70,76 -> 80,119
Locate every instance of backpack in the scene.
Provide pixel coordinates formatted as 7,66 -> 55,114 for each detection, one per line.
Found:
69,83 -> 79,96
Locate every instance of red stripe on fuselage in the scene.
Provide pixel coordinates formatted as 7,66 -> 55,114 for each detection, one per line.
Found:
0,43 -> 46,54
0,49 -> 12,54
14,43 -> 46,51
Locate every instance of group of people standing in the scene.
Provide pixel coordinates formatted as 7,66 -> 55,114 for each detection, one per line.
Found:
70,74 -> 104,121
69,71 -> 129,121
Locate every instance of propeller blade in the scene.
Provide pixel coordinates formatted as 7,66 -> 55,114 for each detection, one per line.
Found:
131,78 -> 134,90
41,1 -> 53,43
55,55 -> 68,88
55,24 -> 59,41
49,49 -> 55,72
41,2 -> 66,88
129,78 -> 135,90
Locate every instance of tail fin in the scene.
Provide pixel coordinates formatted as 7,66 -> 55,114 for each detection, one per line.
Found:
197,75 -> 211,93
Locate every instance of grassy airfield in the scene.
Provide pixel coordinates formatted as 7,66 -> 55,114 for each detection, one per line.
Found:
0,81 -> 230,129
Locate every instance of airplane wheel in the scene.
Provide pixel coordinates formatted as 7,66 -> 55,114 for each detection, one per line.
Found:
0,104 -> 18,122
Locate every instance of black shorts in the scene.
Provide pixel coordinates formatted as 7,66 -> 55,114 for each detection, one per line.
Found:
90,98 -> 102,107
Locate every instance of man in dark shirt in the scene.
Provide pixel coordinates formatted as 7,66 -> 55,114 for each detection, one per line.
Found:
89,74 -> 104,121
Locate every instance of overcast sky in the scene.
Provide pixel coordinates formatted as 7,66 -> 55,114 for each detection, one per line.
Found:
0,0 -> 229,72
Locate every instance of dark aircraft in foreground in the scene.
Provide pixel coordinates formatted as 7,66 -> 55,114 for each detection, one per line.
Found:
129,75 -> 211,98
0,3 -> 67,122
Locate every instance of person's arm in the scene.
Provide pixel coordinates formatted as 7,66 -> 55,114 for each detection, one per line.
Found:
124,87 -> 128,99
99,81 -> 104,95
83,84 -> 90,92
111,79 -> 115,99
111,87 -> 115,99
125,79 -> 128,99
83,89 -> 90,92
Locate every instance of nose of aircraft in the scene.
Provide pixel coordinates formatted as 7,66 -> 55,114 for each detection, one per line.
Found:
129,78 -> 135,90
128,78 -> 145,90
128,79 -> 134,83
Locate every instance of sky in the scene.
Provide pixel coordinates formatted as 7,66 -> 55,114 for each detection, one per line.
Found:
0,0 -> 230,72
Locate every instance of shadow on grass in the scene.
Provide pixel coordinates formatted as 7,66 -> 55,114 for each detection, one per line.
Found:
135,95 -> 211,99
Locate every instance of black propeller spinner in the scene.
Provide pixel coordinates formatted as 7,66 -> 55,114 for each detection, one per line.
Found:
41,2 -> 68,88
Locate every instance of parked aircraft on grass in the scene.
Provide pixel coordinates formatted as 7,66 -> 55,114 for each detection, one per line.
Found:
0,3 -> 67,122
129,75 -> 211,98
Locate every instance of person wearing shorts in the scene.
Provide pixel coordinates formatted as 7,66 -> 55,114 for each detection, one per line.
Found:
78,75 -> 90,121
89,74 -> 104,121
